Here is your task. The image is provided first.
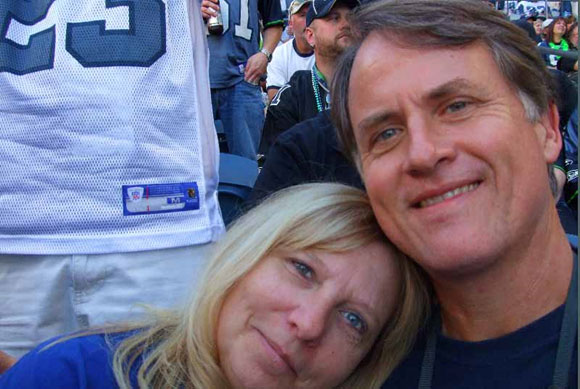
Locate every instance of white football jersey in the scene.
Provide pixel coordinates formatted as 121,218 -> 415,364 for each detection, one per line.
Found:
0,0 -> 224,254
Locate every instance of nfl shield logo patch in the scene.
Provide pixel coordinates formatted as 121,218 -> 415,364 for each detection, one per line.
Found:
127,187 -> 144,202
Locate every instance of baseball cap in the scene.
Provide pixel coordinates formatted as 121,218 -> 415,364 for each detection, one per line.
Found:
288,0 -> 311,17
542,18 -> 553,29
525,9 -> 538,21
306,0 -> 360,26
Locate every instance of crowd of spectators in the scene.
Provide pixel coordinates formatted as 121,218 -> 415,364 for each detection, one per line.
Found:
250,1 -> 578,233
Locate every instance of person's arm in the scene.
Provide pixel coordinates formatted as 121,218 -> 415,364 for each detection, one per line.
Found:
267,87 -> 280,102
244,0 -> 284,83
0,351 -> 15,374
245,26 -> 283,84
266,43 -> 287,102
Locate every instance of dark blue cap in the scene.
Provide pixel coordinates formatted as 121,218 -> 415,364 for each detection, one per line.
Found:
306,0 -> 359,26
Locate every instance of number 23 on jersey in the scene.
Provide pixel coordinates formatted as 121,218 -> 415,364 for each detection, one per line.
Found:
0,0 -> 167,75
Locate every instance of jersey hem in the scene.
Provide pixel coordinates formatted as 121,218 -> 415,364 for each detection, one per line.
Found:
0,224 -> 225,255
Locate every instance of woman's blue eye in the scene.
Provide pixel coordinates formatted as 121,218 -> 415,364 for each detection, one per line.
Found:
293,261 -> 314,279
341,311 -> 366,333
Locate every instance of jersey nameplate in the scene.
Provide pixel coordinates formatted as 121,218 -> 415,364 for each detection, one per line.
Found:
123,182 -> 200,216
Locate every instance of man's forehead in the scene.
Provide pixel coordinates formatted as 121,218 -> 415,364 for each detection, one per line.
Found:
351,34 -> 494,86
348,36 -> 503,116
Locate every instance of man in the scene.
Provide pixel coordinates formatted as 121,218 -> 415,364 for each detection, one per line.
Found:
0,0 -> 224,359
259,0 -> 357,154
513,9 -> 540,41
247,110 -> 363,205
332,1 -> 576,387
201,0 -> 283,160
266,0 -> 315,102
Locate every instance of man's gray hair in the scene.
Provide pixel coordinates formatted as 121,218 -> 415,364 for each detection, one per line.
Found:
331,0 -> 557,165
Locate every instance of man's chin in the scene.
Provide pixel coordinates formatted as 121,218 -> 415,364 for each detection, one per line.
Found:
336,38 -> 352,50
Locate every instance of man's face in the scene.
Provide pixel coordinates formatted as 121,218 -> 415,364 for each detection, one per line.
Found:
533,19 -> 543,34
306,4 -> 352,59
348,34 -> 561,277
289,4 -> 310,44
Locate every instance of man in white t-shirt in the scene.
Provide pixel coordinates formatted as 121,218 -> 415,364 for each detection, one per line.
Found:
266,0 -> 315,101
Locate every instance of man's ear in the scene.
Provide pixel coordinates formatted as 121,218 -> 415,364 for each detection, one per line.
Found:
305,26 -> 315,48
537,101 -> 562,164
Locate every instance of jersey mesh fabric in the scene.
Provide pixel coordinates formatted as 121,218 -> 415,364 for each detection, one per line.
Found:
0,1 -> 224,254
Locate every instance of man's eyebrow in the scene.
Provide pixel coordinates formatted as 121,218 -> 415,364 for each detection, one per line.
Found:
356,111 -> 397,135
425,78 -> 481,102
355,79 -> 482,135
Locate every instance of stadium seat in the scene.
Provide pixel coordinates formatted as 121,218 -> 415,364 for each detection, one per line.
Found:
218,152 -> 259,226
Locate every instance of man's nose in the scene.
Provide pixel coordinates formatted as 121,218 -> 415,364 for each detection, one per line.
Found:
403,116 -> 455,175
339,18 -> 350,31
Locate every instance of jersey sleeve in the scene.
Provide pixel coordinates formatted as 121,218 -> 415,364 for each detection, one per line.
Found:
259,0 -> 284,28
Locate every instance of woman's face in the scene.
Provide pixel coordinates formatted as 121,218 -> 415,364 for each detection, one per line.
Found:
216,241 -> 401,388
554,19 -> 567,36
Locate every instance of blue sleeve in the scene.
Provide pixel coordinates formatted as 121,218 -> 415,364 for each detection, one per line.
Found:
259,0 -> 284,28
537,41 -> 551,66
0,335 -> 116,389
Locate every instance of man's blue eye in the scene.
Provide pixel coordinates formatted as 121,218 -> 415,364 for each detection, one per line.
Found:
377,128 -> 399,142
341,311 -> 366,332
293,261 -> 314,279
447,101 -> 468,113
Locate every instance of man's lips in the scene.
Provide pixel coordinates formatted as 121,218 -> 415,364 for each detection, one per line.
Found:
257,329 -> 298,375
411,181 -> 481,208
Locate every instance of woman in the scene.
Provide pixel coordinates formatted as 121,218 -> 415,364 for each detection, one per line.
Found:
539,17 -> 570,68
557,22 -> 578,75
0,183 -> 430,388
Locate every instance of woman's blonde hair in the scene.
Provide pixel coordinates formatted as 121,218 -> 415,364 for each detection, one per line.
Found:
106,183 -> 431,388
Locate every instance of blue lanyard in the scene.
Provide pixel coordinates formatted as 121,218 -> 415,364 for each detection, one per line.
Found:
418,253 -> 578,389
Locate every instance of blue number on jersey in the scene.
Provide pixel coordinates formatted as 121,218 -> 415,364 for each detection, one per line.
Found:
0,0 -> 56,75
66,0 -> 166,67
0,0 -> 166,75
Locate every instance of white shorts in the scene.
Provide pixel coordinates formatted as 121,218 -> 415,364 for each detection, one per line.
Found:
0,244 -> 213,358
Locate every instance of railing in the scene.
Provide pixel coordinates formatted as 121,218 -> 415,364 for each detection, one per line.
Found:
537,46 -> 579,60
